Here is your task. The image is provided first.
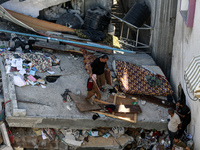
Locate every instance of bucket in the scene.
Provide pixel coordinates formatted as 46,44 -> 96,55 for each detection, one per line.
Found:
123,2 -> 151,27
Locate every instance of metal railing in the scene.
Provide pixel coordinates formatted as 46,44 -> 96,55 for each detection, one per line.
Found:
111,14 -> 153,49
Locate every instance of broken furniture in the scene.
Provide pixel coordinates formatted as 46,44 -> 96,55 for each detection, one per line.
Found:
93,94 -> 141,123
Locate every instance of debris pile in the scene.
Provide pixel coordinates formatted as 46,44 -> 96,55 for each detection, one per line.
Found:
1,50 -> 60,88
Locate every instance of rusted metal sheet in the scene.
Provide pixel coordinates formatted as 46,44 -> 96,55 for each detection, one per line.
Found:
5,8 -> 75,33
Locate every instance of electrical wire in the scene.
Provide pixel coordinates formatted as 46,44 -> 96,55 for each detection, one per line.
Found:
51,129 -> 68,146
6,128 -> 13,144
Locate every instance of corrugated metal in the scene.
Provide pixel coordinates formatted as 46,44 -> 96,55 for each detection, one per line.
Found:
185,55 -> 200,93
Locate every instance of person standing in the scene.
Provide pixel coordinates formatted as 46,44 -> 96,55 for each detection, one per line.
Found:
168,108 -> 181,149
89,55 -> 109,92
176,100 -> 191,136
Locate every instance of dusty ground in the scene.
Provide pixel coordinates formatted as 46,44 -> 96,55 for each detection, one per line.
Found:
0,18 -> 169,130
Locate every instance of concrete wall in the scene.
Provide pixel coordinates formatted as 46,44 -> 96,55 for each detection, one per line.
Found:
149,0 -> 177,79
2,0 -> 71,17
123,0 -> 177,79
170,0 -> 199,149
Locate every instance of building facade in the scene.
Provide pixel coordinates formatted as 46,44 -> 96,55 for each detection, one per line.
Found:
170,0 -> 199,149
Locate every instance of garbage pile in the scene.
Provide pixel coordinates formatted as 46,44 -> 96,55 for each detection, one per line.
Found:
33,127 -> 133,149
0,37 -> 60,88
124,128 -> 194,150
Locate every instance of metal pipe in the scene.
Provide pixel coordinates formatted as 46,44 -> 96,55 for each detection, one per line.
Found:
111,14 -> 139,29
120,22 -> 124,40
126,27 -> 130,40
0,29 -> 136,54
135,29 -> 139,47
149,29 -> 153,47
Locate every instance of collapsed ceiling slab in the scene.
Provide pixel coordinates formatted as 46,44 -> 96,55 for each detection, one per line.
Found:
1,0 -> 71,17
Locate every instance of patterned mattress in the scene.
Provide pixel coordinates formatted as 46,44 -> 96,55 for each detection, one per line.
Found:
115,60 -> 173,96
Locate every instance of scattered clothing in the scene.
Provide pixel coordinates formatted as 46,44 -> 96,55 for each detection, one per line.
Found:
61,89 -> 72,102
105,104 -> 116,113
19,52 -> 52,72
145,75 -> 161,87
2,51 -> 52,72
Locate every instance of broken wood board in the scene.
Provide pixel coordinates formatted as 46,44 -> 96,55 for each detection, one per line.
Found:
66,41 -> 113,54
92,111 -> 137,123
126,94 -> 176,109
114,105 -> 142,114
69,93 -> 101,112
6,8 -> 75,33
114,86 -> 175,109
33,41 -> 83,55
93,94 -> 139,123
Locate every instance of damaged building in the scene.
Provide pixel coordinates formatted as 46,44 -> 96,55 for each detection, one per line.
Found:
0,0 -> 196,150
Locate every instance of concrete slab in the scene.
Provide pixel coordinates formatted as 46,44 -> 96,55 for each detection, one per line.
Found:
2,52 -> 169,130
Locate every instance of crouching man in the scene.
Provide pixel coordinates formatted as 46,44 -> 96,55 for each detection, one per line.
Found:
172,134 -> 190,150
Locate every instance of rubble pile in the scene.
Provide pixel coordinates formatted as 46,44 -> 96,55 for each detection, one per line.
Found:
1,49 -> 60,88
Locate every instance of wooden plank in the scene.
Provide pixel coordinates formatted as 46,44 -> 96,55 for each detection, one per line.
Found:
93,98 -> 112,105
92,94 -> 139,123
114,105 -> 142,114
126,93 -> 176,109
68,93 -> 101,112
66,42 -> 113,54
92,111 -> 137,123
33,41 -> 83,54
6,9 -> 75,33
107,95 -> 135,105
112,94 -> 117,115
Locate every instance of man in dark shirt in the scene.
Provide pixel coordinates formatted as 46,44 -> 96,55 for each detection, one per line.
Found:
176,100 -> 191,136
89,55 -> 109,91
